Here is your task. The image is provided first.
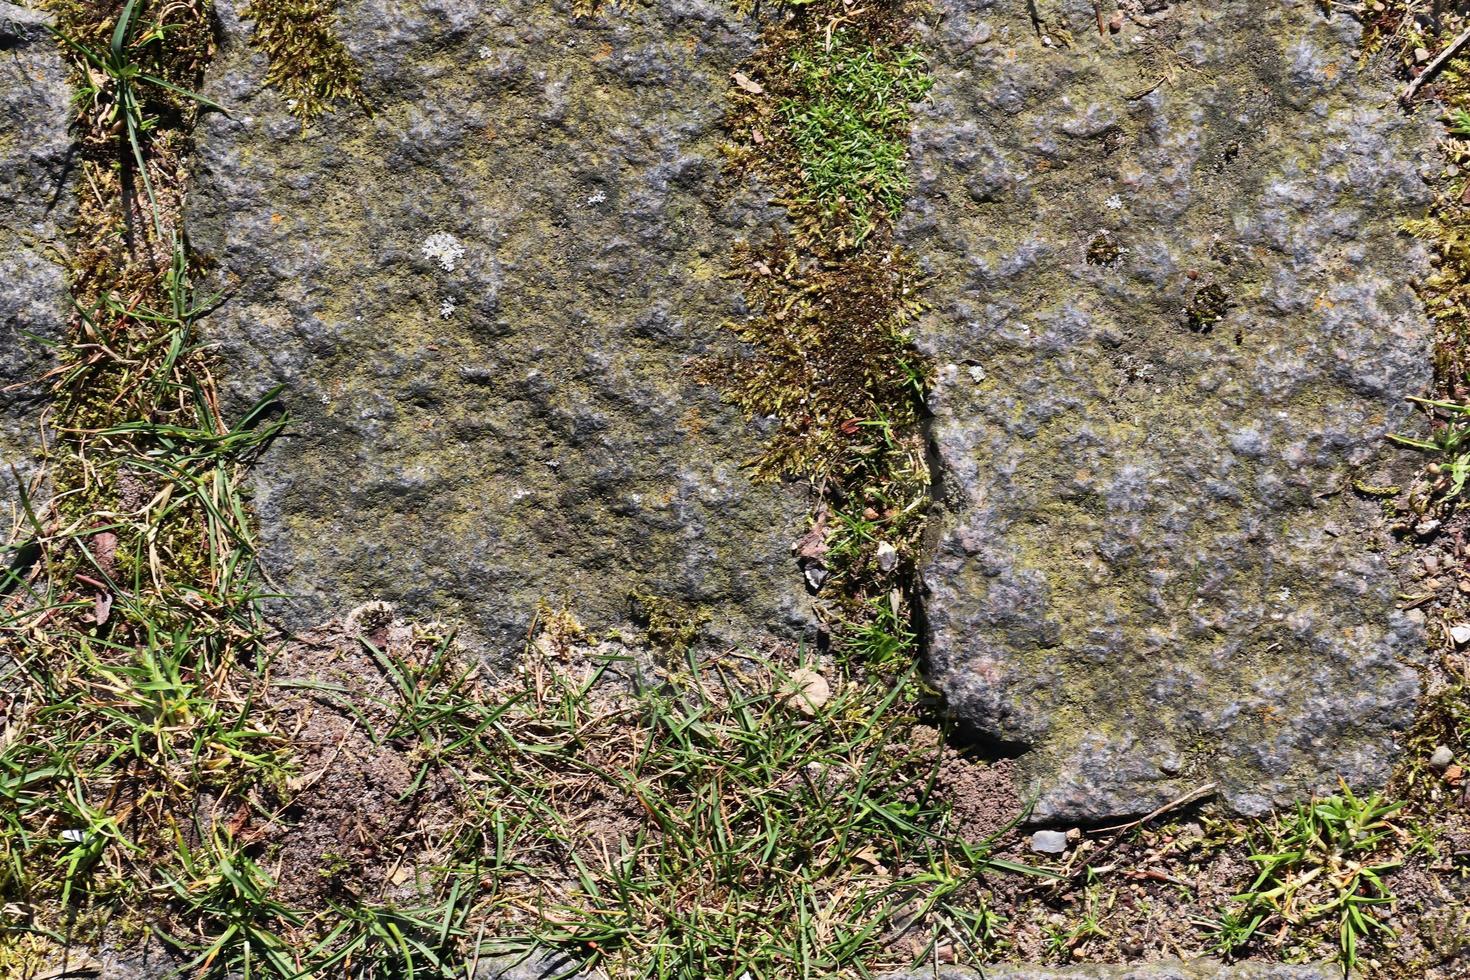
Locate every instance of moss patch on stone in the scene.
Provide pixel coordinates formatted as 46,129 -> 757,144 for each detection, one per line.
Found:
240,0 -> 365,124
706,0 -> 936,651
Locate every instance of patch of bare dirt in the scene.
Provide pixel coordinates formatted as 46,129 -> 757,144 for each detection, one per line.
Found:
244,602 -> 461,907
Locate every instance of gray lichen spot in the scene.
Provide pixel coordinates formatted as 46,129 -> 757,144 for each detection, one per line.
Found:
0,3 -> 71,526
187,0 -> 812,652
905,1 -> 1434,822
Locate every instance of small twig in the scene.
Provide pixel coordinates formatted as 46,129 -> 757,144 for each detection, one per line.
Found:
1405,22 -> 1470,102
1128,867 -> 1196,889
1092,782 -> 1218,836
1027,783 -> 1219,897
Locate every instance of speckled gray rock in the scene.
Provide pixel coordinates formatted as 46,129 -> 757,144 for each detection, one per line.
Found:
475,950 -> 600,979
906,1 -> 1432,821
882,961 -> 1341,979
187,0 -> 812,650
0,2 -> 70,527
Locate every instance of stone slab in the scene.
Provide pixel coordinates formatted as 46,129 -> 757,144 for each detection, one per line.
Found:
0,2 -> 70,529
907,0 -> 1432,821
188,0 -> 812,650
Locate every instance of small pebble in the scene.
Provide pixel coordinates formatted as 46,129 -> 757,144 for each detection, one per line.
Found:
1030,830 -> 1068,854
1416,47 -> 1432,63
1430,745 -> 1455,770
1451,624 -> 1470,646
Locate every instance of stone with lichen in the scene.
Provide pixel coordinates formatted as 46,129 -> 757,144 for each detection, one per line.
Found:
905,0 -> 1434,821
0,3 -> 71,527
185,0 -> 813,652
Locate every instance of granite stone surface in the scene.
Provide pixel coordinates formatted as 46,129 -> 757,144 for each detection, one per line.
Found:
906,0 -> 1434,821
187,0 -> 813,651
0,2 -> 70,527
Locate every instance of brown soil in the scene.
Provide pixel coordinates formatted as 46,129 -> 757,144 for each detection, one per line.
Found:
246,602 -> 461,907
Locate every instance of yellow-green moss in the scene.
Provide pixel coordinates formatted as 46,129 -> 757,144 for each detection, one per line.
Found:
241,0 -> 366,124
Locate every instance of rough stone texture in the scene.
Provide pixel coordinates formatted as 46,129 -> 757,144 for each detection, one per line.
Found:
476,950 -> 601,979
906,1 -> 1434,822
883,961 -> 1340,979
188,0 -> 812,650
0,2 -> 70,529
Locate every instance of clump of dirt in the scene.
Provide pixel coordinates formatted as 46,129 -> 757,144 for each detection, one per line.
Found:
938,752 -> 1025,844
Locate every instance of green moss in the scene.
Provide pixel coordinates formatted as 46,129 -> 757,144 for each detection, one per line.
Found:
696,240 -> 926,486
240,0 -> 365,124
779,33 -> 932,241
629,588 -> 709,654
1184,282 -> 1231,333
707,0 -> 935,644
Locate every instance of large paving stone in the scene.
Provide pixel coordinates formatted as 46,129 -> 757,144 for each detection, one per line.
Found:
0,2 -> 70,527
906,0 -> 1433,821
188,0 -> 812,650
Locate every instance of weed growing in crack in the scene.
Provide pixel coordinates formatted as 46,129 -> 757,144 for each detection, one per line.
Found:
706,0 -> 937,653
49,0 -> 224,235
1222,786 -> 1411,975
1391,396 -> 1470,508
691,237 -> 930,638
780,33 -> 932,242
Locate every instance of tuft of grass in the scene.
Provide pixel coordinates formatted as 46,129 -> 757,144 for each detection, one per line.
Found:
1390,396 -> 1470,505
43,0 -> 216,294
49,0 -> 224,235
462,632 -> 1052,977
161,831 -> 303,980
1222,785 -> 1409,975
779,34 -> 932,242
240,0 -> 366,124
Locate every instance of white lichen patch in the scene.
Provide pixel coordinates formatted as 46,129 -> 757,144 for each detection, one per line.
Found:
421,232 -> 465,272
439,297 -> 457,320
